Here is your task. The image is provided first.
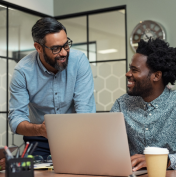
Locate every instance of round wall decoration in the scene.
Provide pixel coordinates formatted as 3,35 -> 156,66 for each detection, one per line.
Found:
130,20 -> 166,52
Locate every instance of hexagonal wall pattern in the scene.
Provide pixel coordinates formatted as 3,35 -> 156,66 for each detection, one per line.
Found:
0,59 -> 7,112
98,63 -> 111,78
106,76 -> 119,91
94,77 -> 104,91
99,90 -> 111,106
91,61 -> 126,111
113,61 -> 126,77
0,58 -> 23,148
0,114 -> 6,147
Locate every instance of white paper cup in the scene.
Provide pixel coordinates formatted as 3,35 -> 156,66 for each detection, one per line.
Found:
144,147 -> 169,177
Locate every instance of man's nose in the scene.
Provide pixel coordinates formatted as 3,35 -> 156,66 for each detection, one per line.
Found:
59,47 -> 67,56
125,70 -> 132,77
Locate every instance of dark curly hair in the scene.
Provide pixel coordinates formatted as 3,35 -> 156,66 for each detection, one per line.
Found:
136,38 -> 176,86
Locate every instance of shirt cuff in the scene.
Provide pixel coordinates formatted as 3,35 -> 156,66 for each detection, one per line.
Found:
9,116 -> 30,133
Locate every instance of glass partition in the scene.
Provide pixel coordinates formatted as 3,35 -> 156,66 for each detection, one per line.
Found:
0,5 -> 6,57
9,8 -> 40,61
88,9 -> 126,111
59,17 -> 87,56
89,10 -> 126,61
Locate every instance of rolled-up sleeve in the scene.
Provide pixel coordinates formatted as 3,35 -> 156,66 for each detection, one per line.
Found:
8,69 -> 30,133
73,53 -> 96,113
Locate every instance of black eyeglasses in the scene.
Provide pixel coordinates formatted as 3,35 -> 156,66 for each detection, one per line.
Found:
40,37 -> 72,54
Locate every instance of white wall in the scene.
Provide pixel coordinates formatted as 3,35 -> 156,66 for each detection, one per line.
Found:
3,0 -> 54,16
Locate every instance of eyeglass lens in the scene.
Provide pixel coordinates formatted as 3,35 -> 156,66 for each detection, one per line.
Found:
33,155 -> 52,164
52,40 -> 72,54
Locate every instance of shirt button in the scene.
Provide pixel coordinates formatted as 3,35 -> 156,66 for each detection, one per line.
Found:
55,93 -> 57,95
146,128 -> 148,131
55,76 -> 57,78
149,113 -> 152,116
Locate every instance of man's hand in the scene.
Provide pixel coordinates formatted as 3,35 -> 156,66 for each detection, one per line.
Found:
0,158 -> 5,171
39,121 -> 47,138
131,154 -> 146,171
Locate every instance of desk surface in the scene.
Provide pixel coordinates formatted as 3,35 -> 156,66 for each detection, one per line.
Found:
0,170 -> 176,177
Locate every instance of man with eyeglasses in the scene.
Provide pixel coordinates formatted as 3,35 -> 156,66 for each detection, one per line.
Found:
8,17 -> 96,159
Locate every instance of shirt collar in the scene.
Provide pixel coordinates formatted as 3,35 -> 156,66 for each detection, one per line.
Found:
150,87 -> 170,108
36,52 -> 54,75
140,87 -> 170,109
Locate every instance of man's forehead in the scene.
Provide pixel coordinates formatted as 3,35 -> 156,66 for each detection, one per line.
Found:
45,30 -> 67,45
130,53 -> 148,67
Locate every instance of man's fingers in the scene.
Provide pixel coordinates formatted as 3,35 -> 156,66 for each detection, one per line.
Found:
132,161 -> 146,171
131,156 -> 145,168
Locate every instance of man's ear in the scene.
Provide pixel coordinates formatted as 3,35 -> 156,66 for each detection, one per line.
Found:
34,42 -> 43,54
153,71 -> 162,82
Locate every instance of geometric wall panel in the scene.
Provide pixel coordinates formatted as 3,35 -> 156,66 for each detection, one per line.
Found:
90,61 -> 126,112
0,113 -> 6,147
0,59 -> 7,112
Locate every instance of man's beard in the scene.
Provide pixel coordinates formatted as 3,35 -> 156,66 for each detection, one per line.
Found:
127,76 -> 153,98
43,49 -> 69,72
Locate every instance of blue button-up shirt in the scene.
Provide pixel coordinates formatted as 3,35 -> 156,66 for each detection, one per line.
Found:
9,49 -> 96,133
110,87 -> 176,169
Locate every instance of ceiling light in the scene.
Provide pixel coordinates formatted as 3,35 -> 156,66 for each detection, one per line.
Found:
0,5 -> 7,8
98,49 -> 118,54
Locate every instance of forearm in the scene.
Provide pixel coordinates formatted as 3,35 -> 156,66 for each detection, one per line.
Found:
16,121 -> 42,136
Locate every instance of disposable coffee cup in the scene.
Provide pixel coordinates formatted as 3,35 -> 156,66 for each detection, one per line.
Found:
144,147 -> 169,177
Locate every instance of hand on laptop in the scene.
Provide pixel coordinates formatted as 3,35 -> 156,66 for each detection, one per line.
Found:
131,154 -> 146,171
40,121 -> 48,139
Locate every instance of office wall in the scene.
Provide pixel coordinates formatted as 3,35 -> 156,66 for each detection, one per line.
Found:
2,0 -> 54,16
54,0 -> 176,64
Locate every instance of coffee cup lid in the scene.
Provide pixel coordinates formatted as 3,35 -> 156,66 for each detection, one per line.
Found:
144,147 -> 169,155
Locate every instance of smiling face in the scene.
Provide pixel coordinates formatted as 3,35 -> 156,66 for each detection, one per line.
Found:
36,30 -> 70,73
126,53 -> 153,98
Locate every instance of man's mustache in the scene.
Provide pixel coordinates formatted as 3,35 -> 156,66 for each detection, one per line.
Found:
55,56 -> 67,61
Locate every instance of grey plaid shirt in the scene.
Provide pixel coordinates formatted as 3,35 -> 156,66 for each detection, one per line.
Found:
111,87 -> 176,169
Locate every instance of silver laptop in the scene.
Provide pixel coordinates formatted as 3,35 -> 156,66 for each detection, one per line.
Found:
45,113 -> 147,177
